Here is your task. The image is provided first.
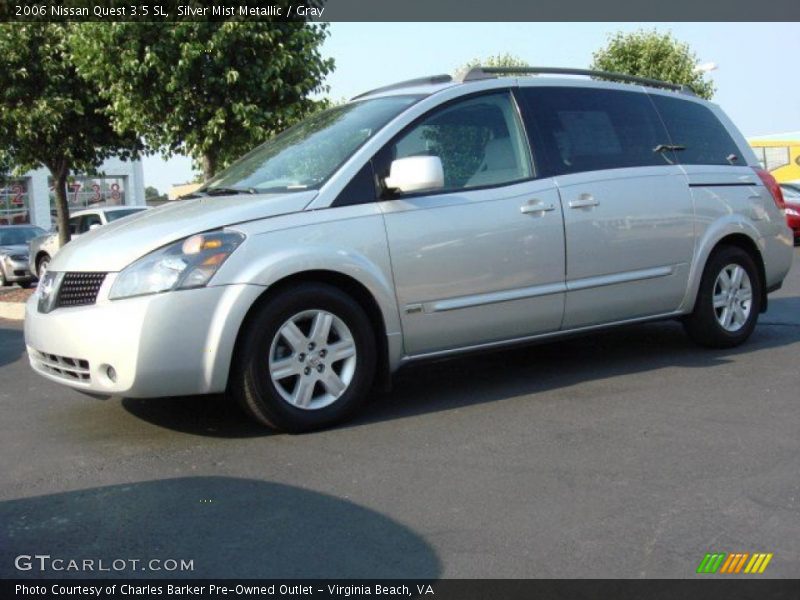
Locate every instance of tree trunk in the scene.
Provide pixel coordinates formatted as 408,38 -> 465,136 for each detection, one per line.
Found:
51,163 -> 71,247
202,152 -> 217,182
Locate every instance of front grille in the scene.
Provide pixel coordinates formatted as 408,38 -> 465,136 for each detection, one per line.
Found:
31,349 -> 91,382
56,272 -> 107,308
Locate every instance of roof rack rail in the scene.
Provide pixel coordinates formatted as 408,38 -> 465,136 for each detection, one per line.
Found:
351,74 -> 454,100
461,66 -> 695,95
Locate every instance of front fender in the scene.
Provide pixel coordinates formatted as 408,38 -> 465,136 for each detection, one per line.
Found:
213,206 -> 403,346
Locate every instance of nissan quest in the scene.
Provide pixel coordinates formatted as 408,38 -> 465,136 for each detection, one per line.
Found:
24,67 -> 794,432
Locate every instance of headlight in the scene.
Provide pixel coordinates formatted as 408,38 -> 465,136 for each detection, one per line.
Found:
785,208 -> 800,217
37,270 -> 64,314
109,230 -> 245,300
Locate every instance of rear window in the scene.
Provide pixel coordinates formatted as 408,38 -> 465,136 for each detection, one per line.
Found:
649,95 -> 742,166
518,87 -> 672,177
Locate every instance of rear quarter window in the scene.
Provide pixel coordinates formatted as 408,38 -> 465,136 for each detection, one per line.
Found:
518,86 -> 673,177
649,94 -> 742,166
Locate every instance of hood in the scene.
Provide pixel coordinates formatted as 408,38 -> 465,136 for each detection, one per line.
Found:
0,244 -> 28,256
50,191 -> 317,272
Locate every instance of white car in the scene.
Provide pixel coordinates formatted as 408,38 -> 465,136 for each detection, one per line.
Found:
28,206 -> 148,278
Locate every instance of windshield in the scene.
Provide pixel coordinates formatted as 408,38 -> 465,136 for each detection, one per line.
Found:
204,95 -> 420,194
106,208 -> 147,222
0,226 -> 45,245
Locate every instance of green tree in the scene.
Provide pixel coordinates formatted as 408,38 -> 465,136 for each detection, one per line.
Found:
71,21 -> 334,181
591,30 -> 715,100
0,151 -> 12,187
463,53 -> 530,70
0,24 -> 142,245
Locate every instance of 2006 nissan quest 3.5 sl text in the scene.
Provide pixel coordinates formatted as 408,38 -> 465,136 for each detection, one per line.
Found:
25,67 -> 794,432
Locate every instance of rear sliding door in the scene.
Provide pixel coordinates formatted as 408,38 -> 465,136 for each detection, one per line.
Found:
517,85 -> 695,329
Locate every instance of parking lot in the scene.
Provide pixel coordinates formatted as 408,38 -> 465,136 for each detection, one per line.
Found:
1,248 -> 798,579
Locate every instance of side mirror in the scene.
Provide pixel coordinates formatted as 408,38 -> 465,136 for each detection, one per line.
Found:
89,223 -> 101,231
384,156 -> 444,194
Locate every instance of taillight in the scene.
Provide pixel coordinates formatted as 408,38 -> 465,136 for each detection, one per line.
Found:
753,167 -> 786,211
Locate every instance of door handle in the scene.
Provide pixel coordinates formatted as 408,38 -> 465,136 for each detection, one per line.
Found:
520,200 -> 556,215
568,194 -> 599,209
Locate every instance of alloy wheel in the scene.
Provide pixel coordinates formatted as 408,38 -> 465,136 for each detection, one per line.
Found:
712,263 -> 753,332
268,309 -> 357,410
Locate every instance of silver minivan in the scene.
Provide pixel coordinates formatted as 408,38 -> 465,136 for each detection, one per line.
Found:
25,67 -> 794,432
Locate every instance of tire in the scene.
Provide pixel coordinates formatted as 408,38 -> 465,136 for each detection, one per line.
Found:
683,246 -> 762,348
18,281 -> 33,289
36,255 -> 50,279
231,283 -> 377,433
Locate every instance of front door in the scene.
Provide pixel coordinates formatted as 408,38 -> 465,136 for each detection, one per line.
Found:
377,91 -> 566,356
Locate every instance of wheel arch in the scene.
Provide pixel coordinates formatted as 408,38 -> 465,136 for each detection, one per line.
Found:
228,269 -> 395,394
35,251 -> 51,270
687,230 -> 768,314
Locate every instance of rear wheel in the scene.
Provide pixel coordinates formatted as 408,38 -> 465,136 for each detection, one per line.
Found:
231,283 -> 376,433
683,246 -> 761,348
18,281 -> 33,289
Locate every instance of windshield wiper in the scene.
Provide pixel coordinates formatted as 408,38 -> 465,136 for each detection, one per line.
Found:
653,144 -> 686,153
179,191 -> 208,199
204,186 -> 256,196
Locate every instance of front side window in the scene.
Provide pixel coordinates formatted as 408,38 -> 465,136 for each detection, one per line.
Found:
81,214 -> 102,232
68,217 -> 81,235
649,95 -> 742,166
518,87 -> 673,176
379,92 -> 532,192
205,96 -> 421,195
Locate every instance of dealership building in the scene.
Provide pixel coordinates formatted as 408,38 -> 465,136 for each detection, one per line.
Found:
0,157 -> 146,230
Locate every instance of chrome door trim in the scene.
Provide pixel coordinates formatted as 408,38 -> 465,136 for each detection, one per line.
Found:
567,265 -> 678,292
419,282 -> 567,314
401,309 -> 685,363
411,265 -> 679,316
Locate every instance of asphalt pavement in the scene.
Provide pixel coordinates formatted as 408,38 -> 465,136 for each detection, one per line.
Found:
1,249 -> 799,579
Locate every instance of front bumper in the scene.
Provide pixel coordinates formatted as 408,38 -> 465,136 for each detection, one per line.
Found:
24,276 -> 264,397
2,256 -> 34,283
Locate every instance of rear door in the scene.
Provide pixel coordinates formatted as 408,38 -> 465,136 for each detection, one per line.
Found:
517,85 -> 695,329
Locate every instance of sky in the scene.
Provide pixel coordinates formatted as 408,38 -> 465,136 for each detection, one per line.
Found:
143,22 -> 800,194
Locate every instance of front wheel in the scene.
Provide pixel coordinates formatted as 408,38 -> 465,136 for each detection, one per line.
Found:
683,246 -> 762,348
231,283 -> 377,433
